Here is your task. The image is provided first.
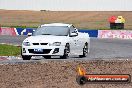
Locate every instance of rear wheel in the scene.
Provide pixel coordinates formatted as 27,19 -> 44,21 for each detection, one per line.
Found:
60,44 -> 70,59
22,55 -> 32,60
79,43 -> 88,58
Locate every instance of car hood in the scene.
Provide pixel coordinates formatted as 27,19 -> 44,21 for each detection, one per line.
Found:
24,35 -> 68,43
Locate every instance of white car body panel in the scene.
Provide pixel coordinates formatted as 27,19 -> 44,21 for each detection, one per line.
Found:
22,23 -> 90,57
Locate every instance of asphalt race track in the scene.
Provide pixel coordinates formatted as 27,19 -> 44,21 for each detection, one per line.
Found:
0,35 -> 132,60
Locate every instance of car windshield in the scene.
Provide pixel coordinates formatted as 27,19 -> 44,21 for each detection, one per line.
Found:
33,26 -> 69,36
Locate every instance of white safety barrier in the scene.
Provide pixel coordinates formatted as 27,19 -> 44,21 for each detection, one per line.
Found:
98,30 -> 132,39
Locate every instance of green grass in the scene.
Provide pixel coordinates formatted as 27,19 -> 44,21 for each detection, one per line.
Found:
0,44 -> 21,56
1,25 -> 38,29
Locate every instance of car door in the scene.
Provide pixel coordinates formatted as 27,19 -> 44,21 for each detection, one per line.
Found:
69,25 -> 79,54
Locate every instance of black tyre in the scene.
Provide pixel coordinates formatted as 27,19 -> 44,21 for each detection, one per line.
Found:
43,56 -> 51,59
60,44 -> 70,59
22,55 -> 31,60
79,43 -> 88,58
76,76 -> 87,85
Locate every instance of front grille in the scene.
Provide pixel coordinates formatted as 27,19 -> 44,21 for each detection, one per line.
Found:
33,43 -> 39,45
28,49 -> 51,54
32,43 -> 48,45
40,43 -> 48,45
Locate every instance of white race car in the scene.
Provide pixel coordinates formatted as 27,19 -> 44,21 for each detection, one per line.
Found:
21,23 -> 90,60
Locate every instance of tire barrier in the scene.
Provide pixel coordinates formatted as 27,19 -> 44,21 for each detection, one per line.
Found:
16,28 -> 36,35
1,27 -> 132,39
78,30 -> 98,37
0,27 -> 99,37
0,27 -> 17,36
98,30 -> 132,39
0,27 -> 36,36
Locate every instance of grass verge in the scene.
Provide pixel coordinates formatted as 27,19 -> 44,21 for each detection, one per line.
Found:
0,44 -> 21,56
1,25 -> 38,29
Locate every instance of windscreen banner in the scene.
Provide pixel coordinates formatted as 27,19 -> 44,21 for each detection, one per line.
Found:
98,30 -> 132,39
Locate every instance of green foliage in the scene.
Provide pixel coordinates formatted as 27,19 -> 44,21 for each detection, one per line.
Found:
1,25 -> 38,29
0,44 -> 21,56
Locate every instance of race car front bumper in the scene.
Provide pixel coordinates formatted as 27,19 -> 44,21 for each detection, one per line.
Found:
22,45 -> 65,56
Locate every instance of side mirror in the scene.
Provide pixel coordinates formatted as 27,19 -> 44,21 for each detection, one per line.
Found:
70,32 -> 78,37
27,33 -> 32,36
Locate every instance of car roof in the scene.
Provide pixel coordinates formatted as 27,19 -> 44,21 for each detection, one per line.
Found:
40,23 -> 72,27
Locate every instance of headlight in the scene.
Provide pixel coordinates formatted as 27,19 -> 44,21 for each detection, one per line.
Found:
23,42 -> 30,46
50,42 -> 61,46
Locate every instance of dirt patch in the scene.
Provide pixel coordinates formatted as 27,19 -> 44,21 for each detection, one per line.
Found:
0,59 -> 132,88
0,10 -> 132,29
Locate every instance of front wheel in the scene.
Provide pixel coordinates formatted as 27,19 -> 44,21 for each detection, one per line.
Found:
60,44 -> 70,59
22,55 -> 32,60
